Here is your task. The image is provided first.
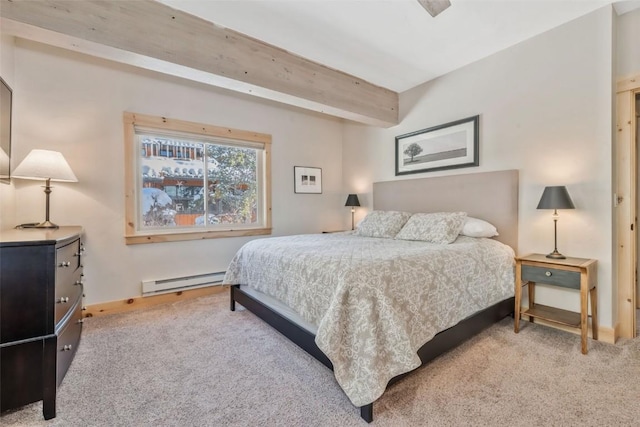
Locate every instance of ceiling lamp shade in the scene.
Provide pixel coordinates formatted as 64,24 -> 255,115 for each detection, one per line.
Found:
417,0 -> 451,17
12,149 -> 78,228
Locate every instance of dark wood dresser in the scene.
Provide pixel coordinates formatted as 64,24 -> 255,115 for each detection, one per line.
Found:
0,226 -> 84,419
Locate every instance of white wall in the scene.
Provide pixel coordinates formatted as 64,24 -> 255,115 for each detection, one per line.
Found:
343,7 -> 615,326
2,6 -> 628,324
0,35 -> 16,230
9,39 -> 344,305
617,7 -> 640,77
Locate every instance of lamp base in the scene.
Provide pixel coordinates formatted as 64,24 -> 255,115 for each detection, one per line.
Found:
19,220 -> 59,229
546,250 -> 566,259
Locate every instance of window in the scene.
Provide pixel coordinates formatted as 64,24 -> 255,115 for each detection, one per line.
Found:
124,112 -> 271,244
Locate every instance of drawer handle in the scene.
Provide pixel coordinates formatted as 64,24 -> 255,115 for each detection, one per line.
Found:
76,319 -> 84,325
57,297 -> 70,304
545,271 -> 552,277
75,280 -> 83,286
62,345 -> 73,352
58,261 -> 71,268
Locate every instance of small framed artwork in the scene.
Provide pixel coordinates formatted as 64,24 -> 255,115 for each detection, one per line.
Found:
294,166 -> 322,194
0,77 -> 12,184
395,115 -> 479,176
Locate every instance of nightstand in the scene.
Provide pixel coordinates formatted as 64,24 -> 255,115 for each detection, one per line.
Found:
514,253 -> 597,354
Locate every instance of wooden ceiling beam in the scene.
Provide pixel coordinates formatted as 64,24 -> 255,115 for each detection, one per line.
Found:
0,0 -> 398,127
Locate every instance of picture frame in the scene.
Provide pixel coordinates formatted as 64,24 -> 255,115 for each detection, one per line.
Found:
294,166 -> 322,194
0,77 -> 12,184
395,115 -> 479,176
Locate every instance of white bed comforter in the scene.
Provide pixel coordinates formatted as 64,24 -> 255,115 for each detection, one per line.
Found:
223,233 -> 515,407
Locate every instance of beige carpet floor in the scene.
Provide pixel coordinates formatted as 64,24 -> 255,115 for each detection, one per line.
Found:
2,291 -> 639,426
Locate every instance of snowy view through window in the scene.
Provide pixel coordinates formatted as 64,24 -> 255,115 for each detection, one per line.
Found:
139,135 -> 259,230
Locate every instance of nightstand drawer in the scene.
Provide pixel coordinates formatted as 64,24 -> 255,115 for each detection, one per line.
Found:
521,265 -> 580,289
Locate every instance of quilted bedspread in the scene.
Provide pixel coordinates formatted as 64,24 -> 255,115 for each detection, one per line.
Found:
223,233 -> 515,407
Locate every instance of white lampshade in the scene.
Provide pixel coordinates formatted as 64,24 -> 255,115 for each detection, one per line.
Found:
12,149 -> 78,182
11,149 -> 77,229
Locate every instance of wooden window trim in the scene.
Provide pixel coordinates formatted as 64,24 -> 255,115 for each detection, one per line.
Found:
123,112 -> 272,245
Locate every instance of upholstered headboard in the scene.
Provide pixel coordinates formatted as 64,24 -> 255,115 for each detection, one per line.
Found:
373,170 -> 519,250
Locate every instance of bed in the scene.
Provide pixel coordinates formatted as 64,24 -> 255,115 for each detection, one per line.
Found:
225,169 -> 519,422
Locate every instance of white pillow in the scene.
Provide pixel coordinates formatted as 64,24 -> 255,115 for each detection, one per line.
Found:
395,212 -> 467,244
460,217 -> 499,238
355,210 -> 412,239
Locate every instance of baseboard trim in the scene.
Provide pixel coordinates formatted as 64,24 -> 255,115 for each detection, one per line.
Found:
520,314 -> 616,344
85,290 -> 619,343
84,285 -> 227,318
613,321 -> 621,343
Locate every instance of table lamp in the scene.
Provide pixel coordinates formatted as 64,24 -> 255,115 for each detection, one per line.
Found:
536,185 -> 575,259
345,194 -> 360,230
12,149 -> 78,228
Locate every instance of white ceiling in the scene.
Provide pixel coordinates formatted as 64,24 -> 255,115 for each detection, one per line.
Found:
157,0 -> 637,93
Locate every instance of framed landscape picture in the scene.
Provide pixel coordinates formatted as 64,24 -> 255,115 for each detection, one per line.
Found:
294,166 -> 322,194
395,115 -> 479,176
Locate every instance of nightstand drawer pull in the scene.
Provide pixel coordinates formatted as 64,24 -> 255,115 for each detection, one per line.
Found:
57,297 -> 69,304
62,345 -> 73,352
545,271 -> 552,277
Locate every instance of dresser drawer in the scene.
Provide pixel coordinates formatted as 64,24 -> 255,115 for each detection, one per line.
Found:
56,296 -> 83,387
55,281 -> 82,327
54,237 -> 83,326
55,238 -> 81,289
521,265 -> 580,290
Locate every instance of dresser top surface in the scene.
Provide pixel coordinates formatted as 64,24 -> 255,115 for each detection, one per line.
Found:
0,226 -> 83,246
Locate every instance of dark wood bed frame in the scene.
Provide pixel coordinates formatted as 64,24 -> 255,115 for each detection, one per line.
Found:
230,284 -> 514,423
229,170 -> 519,422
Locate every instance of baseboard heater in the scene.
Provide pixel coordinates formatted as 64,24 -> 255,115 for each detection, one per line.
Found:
141,271 -> 226,296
